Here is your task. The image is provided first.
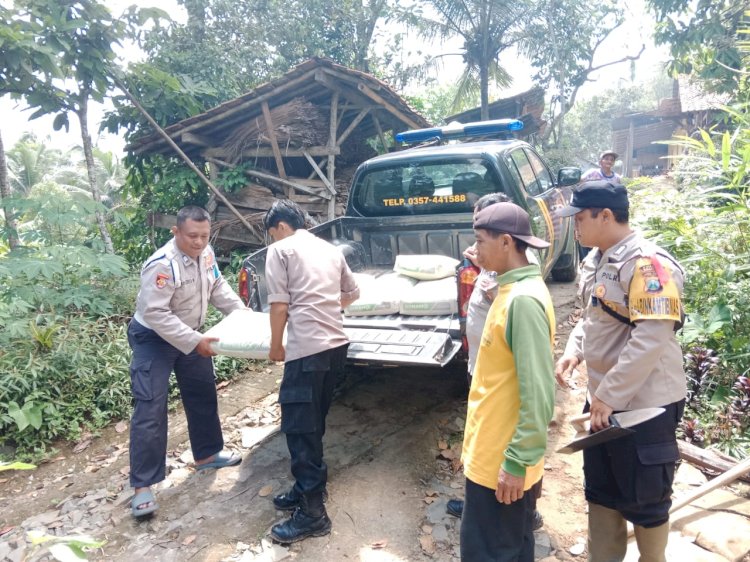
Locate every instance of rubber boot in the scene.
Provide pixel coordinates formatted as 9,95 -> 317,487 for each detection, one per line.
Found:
587,502 -> 627,562
270,492 -> 331,544
633,521 -> 669,562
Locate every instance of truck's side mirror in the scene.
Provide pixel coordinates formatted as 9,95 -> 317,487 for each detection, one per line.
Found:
558,167 -> 581,187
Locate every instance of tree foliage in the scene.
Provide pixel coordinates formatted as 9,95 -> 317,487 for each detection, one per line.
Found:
522,0 -> 644,148
414,0 -> 533,119
0,0 -> 138,253
630,102 -> 750,457
646,0 -> 748,96
562,76 -> 673,164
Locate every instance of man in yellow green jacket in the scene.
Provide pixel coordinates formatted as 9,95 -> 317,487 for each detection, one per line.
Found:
460,202 -> 556,562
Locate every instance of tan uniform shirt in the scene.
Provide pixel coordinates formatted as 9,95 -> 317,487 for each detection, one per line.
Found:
134,239 -> 244,355
564,232 -> 687,410
265,229 -> 360,363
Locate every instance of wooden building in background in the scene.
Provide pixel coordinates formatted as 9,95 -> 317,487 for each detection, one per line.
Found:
127,57 -> 430,251
612,77 -> 730,177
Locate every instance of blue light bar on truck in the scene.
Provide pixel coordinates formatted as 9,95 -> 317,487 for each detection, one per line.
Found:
395,118 -> 524,144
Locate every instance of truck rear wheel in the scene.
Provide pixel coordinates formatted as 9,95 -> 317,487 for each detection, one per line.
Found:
551,244 -> 580,282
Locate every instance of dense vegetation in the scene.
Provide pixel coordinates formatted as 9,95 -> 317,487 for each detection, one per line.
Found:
628,103 -> 750,458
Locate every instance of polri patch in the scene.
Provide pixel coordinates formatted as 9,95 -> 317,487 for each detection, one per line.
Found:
155,273 -> 170,289
595,284 -> 607,298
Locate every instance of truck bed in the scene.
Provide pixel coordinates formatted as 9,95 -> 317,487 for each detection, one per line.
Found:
243,215 -> 471,367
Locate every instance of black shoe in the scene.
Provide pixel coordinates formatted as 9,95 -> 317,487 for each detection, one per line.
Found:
533,510 -> 544,531
273,488 -> 328,511
446,499 -> 463,518
270,507 -> 331,543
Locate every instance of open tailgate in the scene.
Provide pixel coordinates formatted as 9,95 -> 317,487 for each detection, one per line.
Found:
343,314 -> 462,367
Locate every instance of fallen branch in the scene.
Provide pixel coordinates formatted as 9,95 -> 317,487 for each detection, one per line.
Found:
678,440 -> 750,484
670,454 -> 750,514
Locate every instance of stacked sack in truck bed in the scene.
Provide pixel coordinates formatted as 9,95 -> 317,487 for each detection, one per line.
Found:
344,254 -> 459,317
344,272 -> 417,316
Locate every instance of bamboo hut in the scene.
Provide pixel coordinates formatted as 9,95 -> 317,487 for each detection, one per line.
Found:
127,57 -> 430,251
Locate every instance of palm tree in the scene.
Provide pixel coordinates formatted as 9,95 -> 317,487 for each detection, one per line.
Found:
52,146 -> 125,208
6,134 -> 66,197
417,0 -> 534,120
91,147 -> 125,208
0,128 -> 20,250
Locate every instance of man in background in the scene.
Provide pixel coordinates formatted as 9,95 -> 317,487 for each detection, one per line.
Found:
582,151 -> 621,182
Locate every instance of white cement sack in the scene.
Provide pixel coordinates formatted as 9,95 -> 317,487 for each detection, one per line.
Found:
353,272 -> 376,288
205,308 -> 286,359
393,254 -> 460,280
399,276 -> 458,316
345,272 -> 417,316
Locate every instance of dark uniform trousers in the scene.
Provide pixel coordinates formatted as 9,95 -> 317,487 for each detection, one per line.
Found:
460,478 -> 542,562
280,343 -> 348,496
583,399 -> 685,527
127,320 -> 224,488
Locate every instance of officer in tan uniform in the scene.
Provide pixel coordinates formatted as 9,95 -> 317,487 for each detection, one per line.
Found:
128,206 -> 245,518
555,181 -> 687,562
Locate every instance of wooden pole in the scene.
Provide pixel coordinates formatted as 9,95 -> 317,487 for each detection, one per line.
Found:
327,91 -> 339,220
678,440 -> 750,484
336,107 -> 370,148
669,455 -> 750,514
357,83 -> 423,130
205,157 -> 331,200
372,113 -> 388,153
261,100 -> 288,183
112,75 -> 257,234
302,150 -> 336,195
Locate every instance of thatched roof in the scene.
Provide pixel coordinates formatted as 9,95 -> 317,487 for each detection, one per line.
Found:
126,57 -> 430,158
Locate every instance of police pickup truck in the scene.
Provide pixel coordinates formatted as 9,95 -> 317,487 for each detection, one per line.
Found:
239,119 -> 580,368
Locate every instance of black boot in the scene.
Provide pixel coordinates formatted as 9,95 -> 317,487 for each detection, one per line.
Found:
273,487 -> 328,511
532,510 -> 544,531
273,487 -> 302,511
446,499 -> 463,518
270,492 -> 331,544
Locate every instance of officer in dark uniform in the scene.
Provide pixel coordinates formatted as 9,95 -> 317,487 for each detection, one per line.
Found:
128,206 -> 245,517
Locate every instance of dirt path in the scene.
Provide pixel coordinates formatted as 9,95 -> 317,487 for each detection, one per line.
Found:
1,280 -> 592,561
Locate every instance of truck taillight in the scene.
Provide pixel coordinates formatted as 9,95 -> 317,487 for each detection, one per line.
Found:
238,268 -> 249,305
457,260 -> 479,354
457,262 -> 480,318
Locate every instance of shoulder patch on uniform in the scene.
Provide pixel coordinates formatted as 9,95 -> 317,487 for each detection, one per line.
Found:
155,273 -> 170,289
629,256 -> 681,322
